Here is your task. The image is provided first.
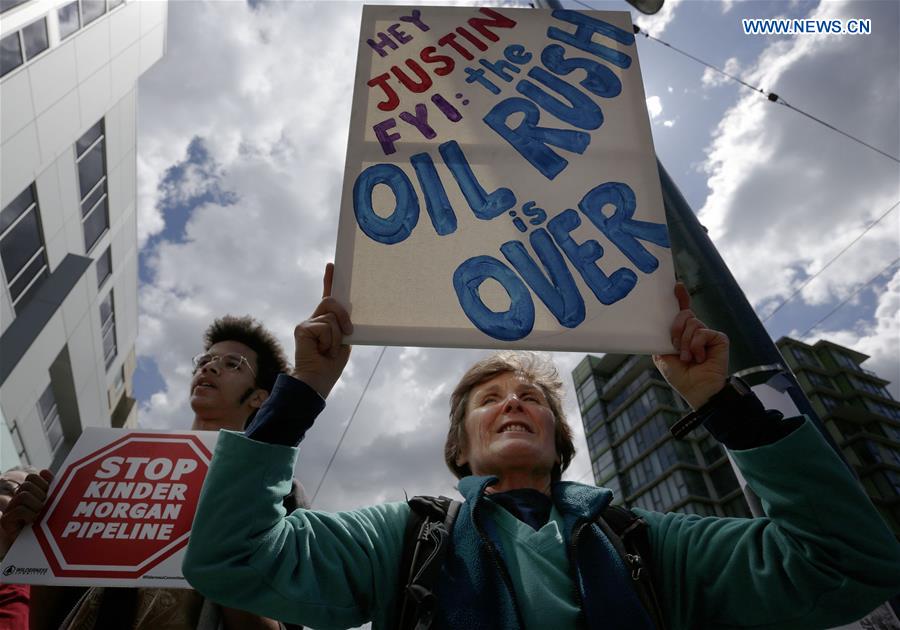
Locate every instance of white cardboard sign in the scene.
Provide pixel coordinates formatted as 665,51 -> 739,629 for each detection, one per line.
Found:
334,6 -> 677,353
1,428 -> 217,588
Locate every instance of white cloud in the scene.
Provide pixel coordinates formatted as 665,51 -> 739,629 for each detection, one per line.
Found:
646,95 -> 663,119
701,56 -> 741,88
720,0 -> 748,14
634,0 -> 684,36
697,0 -> 900,321
137,1 -> 583,512
133,0 -> 900,516
662,119 -> 675,127
797,268 -> 900,398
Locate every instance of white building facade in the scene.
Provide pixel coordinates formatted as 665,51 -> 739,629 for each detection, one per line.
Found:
0,0 -> 166,470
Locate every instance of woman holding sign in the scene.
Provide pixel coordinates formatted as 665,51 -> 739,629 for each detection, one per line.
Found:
184,264 -> 900,629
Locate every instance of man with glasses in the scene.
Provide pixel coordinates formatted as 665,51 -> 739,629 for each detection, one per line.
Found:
1,316 -> 307,629
190,315 -> 291,434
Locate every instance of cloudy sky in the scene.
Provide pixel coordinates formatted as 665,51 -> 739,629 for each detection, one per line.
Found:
133,0 -> 900,512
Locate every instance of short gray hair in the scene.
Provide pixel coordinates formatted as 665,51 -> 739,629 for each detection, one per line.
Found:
444,352 -> 575,480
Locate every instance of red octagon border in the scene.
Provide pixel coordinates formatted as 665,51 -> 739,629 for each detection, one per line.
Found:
33,433 -> 213,579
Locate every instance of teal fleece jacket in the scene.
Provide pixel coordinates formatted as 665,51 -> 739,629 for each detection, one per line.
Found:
428,475 -> 655,630
183,419 -> 900,629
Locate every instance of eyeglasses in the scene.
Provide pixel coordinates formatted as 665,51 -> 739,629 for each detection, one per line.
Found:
191,353 -> 256,377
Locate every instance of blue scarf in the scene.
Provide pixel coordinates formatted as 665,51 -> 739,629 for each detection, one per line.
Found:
432,476 -> 656,630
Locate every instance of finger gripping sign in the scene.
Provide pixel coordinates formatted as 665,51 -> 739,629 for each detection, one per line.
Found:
1,428 -> 215,587
334,6 -> 678,353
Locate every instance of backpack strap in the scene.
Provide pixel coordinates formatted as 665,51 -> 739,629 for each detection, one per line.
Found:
596,505 -> 668,630
397,495 -> 461,630
397,496 -> 665,630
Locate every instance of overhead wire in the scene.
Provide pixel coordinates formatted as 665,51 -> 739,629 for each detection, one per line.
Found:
762,201 -> 899,322
569,0 -> 900,164
311,346 -> 388,504
798,257 -> 900,339
567,0 -> 900,339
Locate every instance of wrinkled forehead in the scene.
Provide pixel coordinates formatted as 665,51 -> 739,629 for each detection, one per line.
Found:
469,371 -> 543,400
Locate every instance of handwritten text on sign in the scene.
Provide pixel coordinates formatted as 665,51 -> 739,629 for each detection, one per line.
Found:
336,7 -> 674,351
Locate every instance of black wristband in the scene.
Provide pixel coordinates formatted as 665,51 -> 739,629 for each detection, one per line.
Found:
671,376 -> 803,449
671,377 -> 753,439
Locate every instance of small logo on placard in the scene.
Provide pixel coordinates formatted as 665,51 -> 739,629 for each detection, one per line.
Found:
2,565 -> 47,576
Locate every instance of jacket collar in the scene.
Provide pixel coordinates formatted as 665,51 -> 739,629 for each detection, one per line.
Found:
457,476 -> 613,521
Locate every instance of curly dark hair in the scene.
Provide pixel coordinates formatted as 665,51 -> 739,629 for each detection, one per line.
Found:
204,316 -> 289,394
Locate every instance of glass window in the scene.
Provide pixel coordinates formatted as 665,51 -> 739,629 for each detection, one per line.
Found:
594,448 -> 614,479
96,245 -> 112,288
868,471 -> 900,500
82,197 -> 108,252
699,434 -> 724,465
113,365 -> 125,393
38,384 -> 64,455
679,501 -> 715,517
1,185 -> 48,313
76,121 -> 109,253
805,371 -> 834,390
1,0 -> 30,13
58,2 -> 80,39
100,290 -> 117,369
681,469 -> 709,498
883,423 -> 900,442
586,425 -> 608,453
76,121 -> 104,155
710,463 -> 740,497
0,186 -> 35,233
790,346 -> 820,367
109,0 -> 125,8
607,369 -> 665,414
81,180 -> 106,215
577,376 -> 598,411
77,144 -> 105,200
819,394 -> 841,412
831,351 -> 862,372
82,0 -> 106,25
5,415 -> 28,463
1,208 -> 43,279
609,385 -> 677,441
1,31 -> 23,78
722,495 -> 751,518
22,18 -> 48,60
583,400 -> 605,435
850,375 -> 890,398
9,252 -> 48,301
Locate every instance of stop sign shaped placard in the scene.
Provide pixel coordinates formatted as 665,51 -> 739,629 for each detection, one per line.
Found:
34,433 -> 212,579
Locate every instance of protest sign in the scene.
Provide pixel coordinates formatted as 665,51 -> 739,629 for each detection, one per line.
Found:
333,6 -> 678,353
0,428 -> 215,587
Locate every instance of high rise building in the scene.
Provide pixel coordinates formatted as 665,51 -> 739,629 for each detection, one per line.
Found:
0,0 -> 166,469
572,354 -> 752,518
573,338 -> 900,536
776,337 -> 900,537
